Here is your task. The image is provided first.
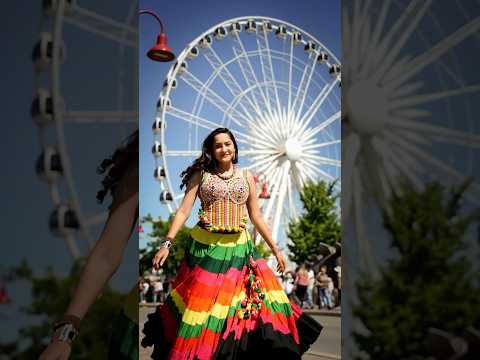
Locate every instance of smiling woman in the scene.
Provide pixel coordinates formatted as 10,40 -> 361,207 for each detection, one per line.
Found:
141,127 -> 323,359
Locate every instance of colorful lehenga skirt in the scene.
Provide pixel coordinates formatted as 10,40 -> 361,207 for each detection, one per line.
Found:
141,225 -> 322,359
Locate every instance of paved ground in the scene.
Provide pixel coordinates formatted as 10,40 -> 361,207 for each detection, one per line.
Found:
139,305 -> 340,359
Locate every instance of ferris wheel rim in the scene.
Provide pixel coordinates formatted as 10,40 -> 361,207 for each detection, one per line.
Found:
34,0 -> 138,257
155,14 -> 341,232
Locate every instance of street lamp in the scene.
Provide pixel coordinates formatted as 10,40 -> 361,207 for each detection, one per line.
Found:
139,9 -> 175,62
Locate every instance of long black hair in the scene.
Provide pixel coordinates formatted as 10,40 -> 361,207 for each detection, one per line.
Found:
179,128 -> 238,190
96,129 -> 139,203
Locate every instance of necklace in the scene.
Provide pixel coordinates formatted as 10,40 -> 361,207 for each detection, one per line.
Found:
215,165 -> 236,180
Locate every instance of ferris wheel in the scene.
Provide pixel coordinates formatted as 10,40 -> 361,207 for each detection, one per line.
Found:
151,16 -> 341,248
32,0 -> 138,259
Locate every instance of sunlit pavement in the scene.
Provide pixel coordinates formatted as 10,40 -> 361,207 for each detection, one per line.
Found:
139,305 -> 341,359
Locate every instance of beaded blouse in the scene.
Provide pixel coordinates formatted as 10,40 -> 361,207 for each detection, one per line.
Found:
197,167 -> 249,233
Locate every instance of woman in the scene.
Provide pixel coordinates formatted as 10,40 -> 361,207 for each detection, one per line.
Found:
294,264 -> 309,309
39,130 -> 139,360
142,128 -> 322,359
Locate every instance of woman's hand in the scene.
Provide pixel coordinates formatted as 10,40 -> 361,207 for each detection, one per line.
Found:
273,250 -> 286,273
152,247 -> 169,270
39,340 -> 71,360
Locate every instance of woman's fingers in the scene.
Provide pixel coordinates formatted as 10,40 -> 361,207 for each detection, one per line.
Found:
152,249 -> 168,270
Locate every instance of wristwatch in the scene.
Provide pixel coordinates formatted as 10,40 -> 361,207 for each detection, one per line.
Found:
161,239 -> 173,249
51,315 -> 80,346
51,322 -> 79,346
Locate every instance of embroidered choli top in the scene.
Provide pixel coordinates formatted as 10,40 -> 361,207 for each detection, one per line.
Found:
198,167 -> 249,233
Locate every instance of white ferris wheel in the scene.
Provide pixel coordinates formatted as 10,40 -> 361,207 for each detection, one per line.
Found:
151,16 -> 341,248
32,0 -> 138,259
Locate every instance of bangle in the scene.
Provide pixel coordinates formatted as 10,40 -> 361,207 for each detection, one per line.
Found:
51,323 -> 79,346
161,239 -> 172,249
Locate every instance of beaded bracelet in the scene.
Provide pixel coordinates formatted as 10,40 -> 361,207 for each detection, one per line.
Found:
51,323 -> 79,346
161,239 -> 172,249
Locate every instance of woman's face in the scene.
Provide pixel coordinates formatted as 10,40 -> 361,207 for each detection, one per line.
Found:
212,133 -> 235,165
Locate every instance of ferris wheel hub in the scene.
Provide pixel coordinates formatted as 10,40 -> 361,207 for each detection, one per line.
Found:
347,79 -> 387,135
284,138 -> 303,162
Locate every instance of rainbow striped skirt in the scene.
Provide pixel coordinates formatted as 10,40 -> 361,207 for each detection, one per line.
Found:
141,225 -> 322,359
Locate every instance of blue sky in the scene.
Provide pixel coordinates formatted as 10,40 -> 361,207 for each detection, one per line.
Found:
139,0 -> 341,248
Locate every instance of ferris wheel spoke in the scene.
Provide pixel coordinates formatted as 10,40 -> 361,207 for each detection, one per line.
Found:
246,153 -> 283,171
390,84 -> 480,109
262,161 -> 281,184
374,0 -> 432,84
290,52 -> 317,118
304,158 -> 337,183
181,70 -> 249,127
388,16 -> 480,90
63,110 -> 138,123
360,1 -> 389,77
256,28 -> 282,115
263,165 -> 284,220
386,132 -> 480,203
368,0 -> 422,73
388,117 -> 480,147
164,150 -> 201,157
297,78 -> 339,135
240,149 -> 278,156
302,153 -> 341,167
299,162 -> 317,182
287,37 -> 295,116
271,162 -> 291,241
202,47 -> 262,121
297,54 -> 320,121
165,106 -> 249,141
371,137 -> 424,194
232,33 -> 272,116
64,5 -> 136,47
303,111 -> 341,141
286,176 -> 298,221
302,139 -> 341,150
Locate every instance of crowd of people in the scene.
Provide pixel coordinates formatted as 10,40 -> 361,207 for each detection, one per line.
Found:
140,258 -> 341,311
281,260 -> 341,310
139,276 -> 169,304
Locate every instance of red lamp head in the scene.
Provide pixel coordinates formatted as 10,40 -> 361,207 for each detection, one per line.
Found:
259,182 -> 271,199
147,33 -> 175,62
139,9 -> 175,62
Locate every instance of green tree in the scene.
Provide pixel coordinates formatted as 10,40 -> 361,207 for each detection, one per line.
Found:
139,214 -> 191,278
287,180 -> 341,264
353,181 -> 480,359
0,260 -> 126,359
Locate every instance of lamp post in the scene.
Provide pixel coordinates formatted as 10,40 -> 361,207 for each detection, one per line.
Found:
139,9 -> 175,62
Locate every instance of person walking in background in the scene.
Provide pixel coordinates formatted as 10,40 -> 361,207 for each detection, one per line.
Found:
283,272 -> 295,300
316,265 -> 333,309
294,264 -> 310,309
142,279 -> 151,303
305,263 -> 315,309
334,262 -> 341,308
152,280 -> 163,304
139,278 -> 146,304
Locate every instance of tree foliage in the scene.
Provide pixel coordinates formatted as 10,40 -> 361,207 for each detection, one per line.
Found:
139,214 -> 191,278
353,181 -> 480,359
287,180 -> 341,264
0,260 -> 126,359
